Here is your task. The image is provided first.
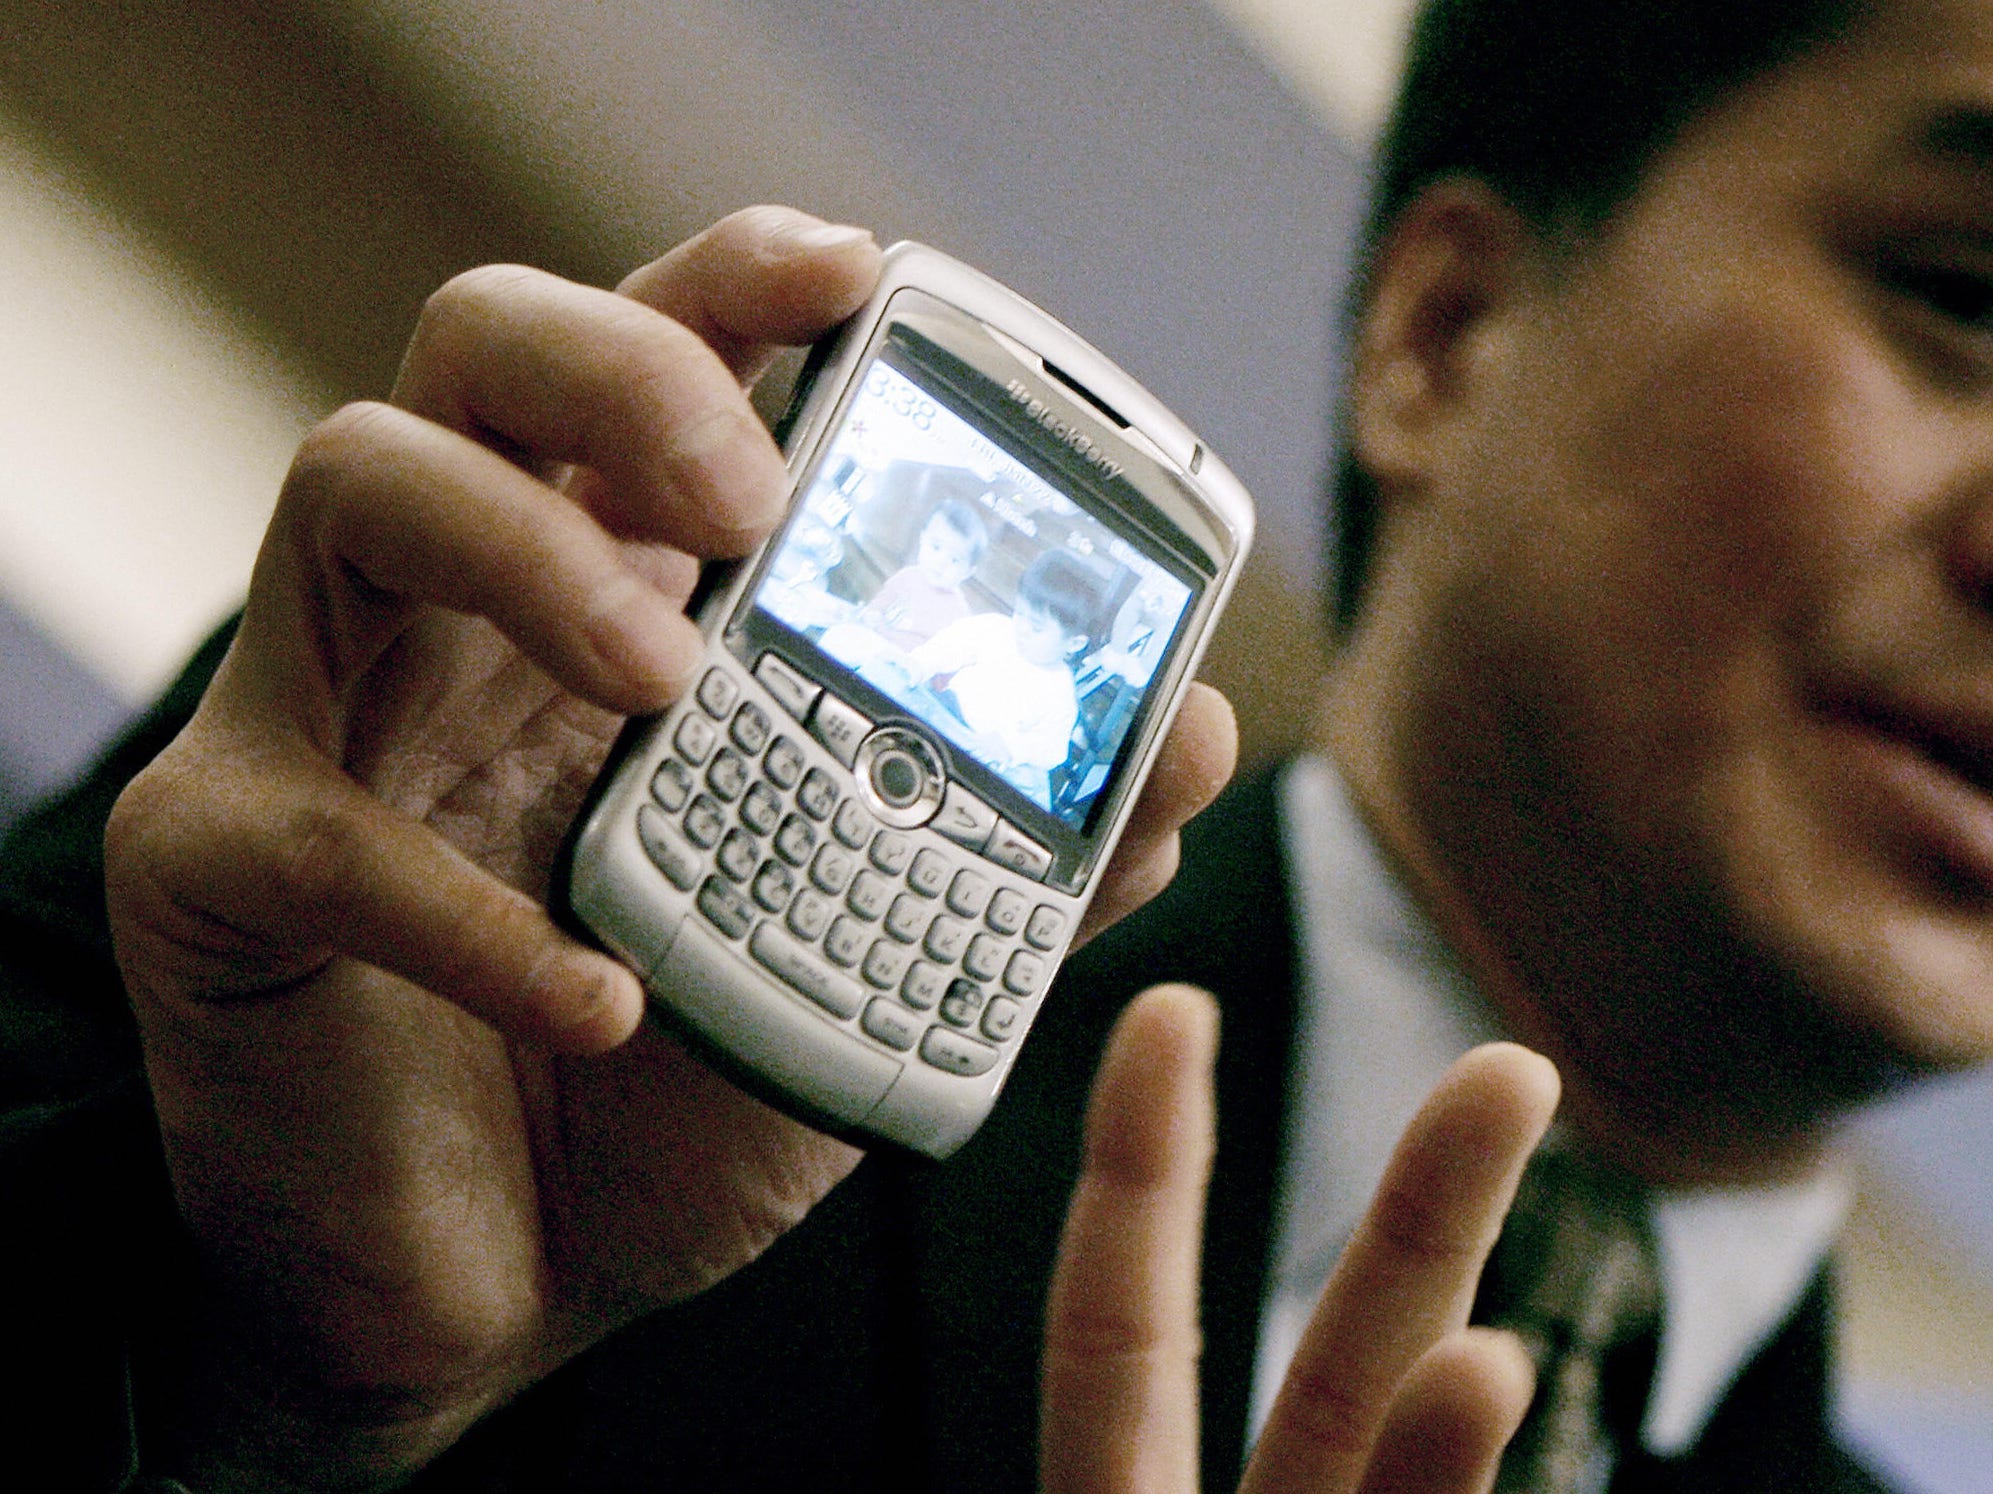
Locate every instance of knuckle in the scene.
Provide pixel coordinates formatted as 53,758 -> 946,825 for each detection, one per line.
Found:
281,403 -> 411,567
1268,1358 -> 1376,1466
287,401 -> 403,499
100,743 -> 299,997
1365,1175 -> 1490,1269
103,757 -> 184,908
650,393 -> 761,478
272,798 -> 373,918
609,330 -> 768,489
403,264 -> 546,394
419,263 -> 541,337
1045,1303 -> 1198,1367
699,204 -> 794,261
592,309 -> 709,421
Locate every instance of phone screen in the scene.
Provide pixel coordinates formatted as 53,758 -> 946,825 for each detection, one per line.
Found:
747,325 -> 1200,831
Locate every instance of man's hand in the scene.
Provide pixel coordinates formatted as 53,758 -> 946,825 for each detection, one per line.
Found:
1042,986 -> 1557,1493
102,207 -> 1237,1488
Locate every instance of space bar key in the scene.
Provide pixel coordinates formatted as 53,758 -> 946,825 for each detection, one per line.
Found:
750,924 -> 865,1020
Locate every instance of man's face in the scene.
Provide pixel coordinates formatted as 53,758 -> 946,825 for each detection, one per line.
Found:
1376,0 -> 1993,1100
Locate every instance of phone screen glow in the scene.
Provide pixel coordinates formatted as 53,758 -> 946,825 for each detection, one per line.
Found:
751,350 -> 1195,828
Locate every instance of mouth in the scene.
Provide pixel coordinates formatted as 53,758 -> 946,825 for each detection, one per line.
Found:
1813,686 -> 1993,892
1829,697 -> 1993,797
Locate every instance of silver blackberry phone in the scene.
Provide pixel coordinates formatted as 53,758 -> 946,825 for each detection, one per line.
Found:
561,242 -> 1252,1158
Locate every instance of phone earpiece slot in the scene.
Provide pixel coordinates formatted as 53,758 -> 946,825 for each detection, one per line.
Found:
1042,359 -> 1132,429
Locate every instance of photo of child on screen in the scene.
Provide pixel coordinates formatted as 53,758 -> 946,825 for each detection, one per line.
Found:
750,407 -> 1175,819
895,549 -> 1105,805
852,486 -> 991,650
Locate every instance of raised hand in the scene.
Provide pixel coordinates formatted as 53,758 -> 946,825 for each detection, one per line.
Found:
102,207 -> 1237,1487
1042,985 -> 1557,1494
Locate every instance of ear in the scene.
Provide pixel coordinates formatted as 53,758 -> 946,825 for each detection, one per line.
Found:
1350,177 -> 1534,492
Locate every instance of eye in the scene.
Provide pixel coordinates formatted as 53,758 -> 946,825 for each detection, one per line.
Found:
1875,249 -> 1993,334
1859,236 -> 1993,387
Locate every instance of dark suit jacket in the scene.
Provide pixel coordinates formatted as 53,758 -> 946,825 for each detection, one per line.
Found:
0,638 -> 1892,1491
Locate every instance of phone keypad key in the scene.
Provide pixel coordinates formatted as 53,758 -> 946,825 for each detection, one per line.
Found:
634,660 -> 1084,1082
985,820 -> 1052,881
698,876 -> 754,940
1004,950 -> 1046,997
884,893 -> 928,944
984,888 -> 1027,937
739,782 -> 782,837
823,916 -> 868,968
981,997 -> 1023,1043
946,869 -> 991,919
861,997 -> 922,1051
650,759 -> 694,812
920,1026 -> 998,1078
773,813 -> 815,866
787,887 -> 833,941
809,844 -> 855,897
832,798 -> 876,850
707,748 -> 749,803
636,804 -> 702,891
907,849 -> 951,899
869,830 -> 912,876
696,667 -> 739,719
715,829 -> 757,884
751,923 -> 861,1019
808,693 -> 870,767
922,915 -> 969,964
962,933 -> 1006,984
862,939 -> 909,990
764,737 -> 805,790
797,768 -> 838,821
675,713 -> 718,766
754,652 -> 819,722
1024,906 -> 1068,951
683,794 -> 726,849
939,978 -> 986,1029
751,860 -> 796,914
930,783 -> 997,850
846,869 -> 893,921
902,961 -> 946,1010
730,702 -> 771,756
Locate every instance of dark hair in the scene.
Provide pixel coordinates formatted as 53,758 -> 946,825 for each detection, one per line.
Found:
1017,550 -> 1106,650
1328,0 -> 1872,634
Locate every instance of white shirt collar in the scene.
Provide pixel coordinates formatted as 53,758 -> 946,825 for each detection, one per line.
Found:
1252,755 -> 1850,1457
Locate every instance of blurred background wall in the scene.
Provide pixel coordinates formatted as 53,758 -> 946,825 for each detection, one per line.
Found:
0,0 -> 1986,1483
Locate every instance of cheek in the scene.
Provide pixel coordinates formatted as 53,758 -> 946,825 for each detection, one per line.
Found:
1459,297 -> 1913,850
1589,304 -> 1883,640
1601,295 -> 1916,680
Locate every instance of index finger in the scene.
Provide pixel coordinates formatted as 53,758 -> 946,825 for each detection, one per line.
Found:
389,210 -> 883,556
1040,984 -> 1219,1494
617,205 -> 886,382
1241,1043 -> 1559,1494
